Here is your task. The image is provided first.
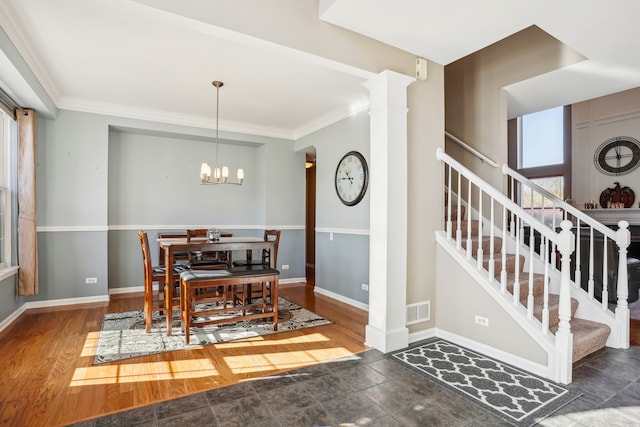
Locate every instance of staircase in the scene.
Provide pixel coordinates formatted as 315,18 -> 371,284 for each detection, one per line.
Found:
452,214 -> 611,363
436,148 -> 630,384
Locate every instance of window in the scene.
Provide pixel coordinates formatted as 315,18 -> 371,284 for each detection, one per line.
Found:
509,105 -> 571,202
0,112 -> 13,269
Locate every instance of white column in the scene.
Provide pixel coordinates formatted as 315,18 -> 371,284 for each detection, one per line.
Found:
363,70 -> 415,353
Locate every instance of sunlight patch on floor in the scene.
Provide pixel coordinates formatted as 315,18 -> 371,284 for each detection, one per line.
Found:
539,406 -> 640,426
80,331 -> 100,357
223,347 -> 355,374
70,359 -> 219,386
216,332 -> 331,348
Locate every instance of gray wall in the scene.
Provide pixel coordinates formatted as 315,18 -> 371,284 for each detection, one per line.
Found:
297,110 -> 370,304
19,108 -> 305,305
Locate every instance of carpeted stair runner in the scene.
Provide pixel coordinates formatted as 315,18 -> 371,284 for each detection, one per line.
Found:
448,203 -> 611,363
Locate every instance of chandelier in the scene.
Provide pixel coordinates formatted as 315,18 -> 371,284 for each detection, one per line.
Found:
200,81 -> 244,185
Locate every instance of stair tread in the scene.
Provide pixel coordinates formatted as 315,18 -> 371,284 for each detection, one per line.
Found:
551,318 -> 611,362
503,272 -> 546,299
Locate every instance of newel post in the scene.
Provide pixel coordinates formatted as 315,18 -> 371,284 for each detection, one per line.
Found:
555,220 -> 575,384
616,220 -> 630,348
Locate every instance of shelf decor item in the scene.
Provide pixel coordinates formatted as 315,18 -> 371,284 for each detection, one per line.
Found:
599,182 -> 635,208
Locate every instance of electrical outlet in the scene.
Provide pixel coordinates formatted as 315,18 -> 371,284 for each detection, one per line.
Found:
475,315 -> 489,327
361,283 -> 369,291
85,277 -> 97,284
281,264 -> 289,270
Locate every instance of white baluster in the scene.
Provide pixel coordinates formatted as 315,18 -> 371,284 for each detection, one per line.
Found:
477,188 -> 484,270
500,206 -> 507,292
574,220 -> 582,289
513,216 -> 521,304
466,179 -> 472,259
602,237 -> 609,310
488,198 -> 495,279
542,237 -> 550,334
588,227 -> 595,299
456,173 -> 462,249
527,226 -> 535,318
447,166 -> 452,241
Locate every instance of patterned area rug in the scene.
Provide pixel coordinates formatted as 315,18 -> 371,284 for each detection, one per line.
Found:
390,339 -> 581,427
94,297 -> 331,364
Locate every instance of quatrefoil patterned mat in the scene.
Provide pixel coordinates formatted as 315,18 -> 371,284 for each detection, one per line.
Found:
390,339 -> 580,426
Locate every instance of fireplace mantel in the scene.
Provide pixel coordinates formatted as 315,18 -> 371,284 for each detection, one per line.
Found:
582,208 -> 640,226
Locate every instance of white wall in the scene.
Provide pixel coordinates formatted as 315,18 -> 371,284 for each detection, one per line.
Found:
572,87 -> 640,208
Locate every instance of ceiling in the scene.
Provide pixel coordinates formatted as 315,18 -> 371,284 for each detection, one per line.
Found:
0,0 -> 639,141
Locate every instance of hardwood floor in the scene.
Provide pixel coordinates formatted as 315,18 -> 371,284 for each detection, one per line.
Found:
0,283 -> 368,427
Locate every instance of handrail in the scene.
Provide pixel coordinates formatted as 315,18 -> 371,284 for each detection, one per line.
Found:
502,165 -> 616,240
436,148 -> 561,243
445,130 -> 499,168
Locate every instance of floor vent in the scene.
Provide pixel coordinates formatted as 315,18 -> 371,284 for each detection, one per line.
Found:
406,301 -> 430,325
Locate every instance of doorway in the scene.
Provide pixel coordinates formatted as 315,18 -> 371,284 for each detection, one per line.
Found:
305,152 -> 316,286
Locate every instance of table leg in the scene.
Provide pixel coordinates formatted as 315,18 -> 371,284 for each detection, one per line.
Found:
164,248 -> 174,336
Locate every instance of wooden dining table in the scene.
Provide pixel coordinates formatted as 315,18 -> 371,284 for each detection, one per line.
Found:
157,236 -> 275,335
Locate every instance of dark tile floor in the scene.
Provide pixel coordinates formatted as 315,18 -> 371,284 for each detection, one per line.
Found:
67,343 -> 640,427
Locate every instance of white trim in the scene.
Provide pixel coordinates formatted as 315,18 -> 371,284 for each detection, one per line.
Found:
315,227 -> 369,236
408,326 -> 437,344
434,328 -> 550,380
37,225 -> 305,232
37,226 -> 109,232
0,265 -> 18,281
279,277 -> 306,285
24,295 -> 110,309
0,303 -> 27,334
314,286 -> 369,311
109,286 -> 144,295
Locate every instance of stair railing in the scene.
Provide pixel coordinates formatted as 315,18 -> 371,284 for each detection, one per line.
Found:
503,165 -> 630,348
437,147 -> 576,383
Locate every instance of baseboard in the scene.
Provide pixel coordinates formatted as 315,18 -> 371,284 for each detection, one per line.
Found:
279,277 -> 306,285
110,286 -> 144,295
434,328 -> 549,379
313,286 -> 369,311
24,295 -> 110,309
408,327 -> 437,344
0,303 -> 27,335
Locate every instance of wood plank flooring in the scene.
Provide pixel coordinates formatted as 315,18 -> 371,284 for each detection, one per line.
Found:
0,283 -> 368,427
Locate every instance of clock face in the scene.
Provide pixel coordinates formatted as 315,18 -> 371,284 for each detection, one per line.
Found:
335,151 -> 368,206
594,136 -> 640,176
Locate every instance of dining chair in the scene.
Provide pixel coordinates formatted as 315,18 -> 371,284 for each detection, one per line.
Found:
232,229 -> 281,269
186,229 -> 233,269
232,229 -> 281,304
138,231 -> 189,332
157,232 -> 190,264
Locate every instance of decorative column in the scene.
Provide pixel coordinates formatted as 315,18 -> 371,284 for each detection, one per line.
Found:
555,220 -> 575,384
363,70 -> 415,353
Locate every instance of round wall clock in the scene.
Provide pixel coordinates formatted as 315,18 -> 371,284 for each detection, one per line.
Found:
335,151 -> 368,206
594,136 -> 640,176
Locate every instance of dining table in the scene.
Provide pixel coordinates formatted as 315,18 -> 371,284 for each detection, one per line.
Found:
157,235 -> 275,335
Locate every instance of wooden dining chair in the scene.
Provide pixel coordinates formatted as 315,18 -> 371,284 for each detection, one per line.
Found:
138,231 -> 189,332
186,229 -> 233,269
233,229 -> 281,269
232,229 -> 281,303
157,232 -> 190,265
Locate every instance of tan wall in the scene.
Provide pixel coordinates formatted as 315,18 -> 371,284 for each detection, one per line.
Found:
435,242 -> 548,366
407,64 -> 445,332
445,25 -> 585,190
